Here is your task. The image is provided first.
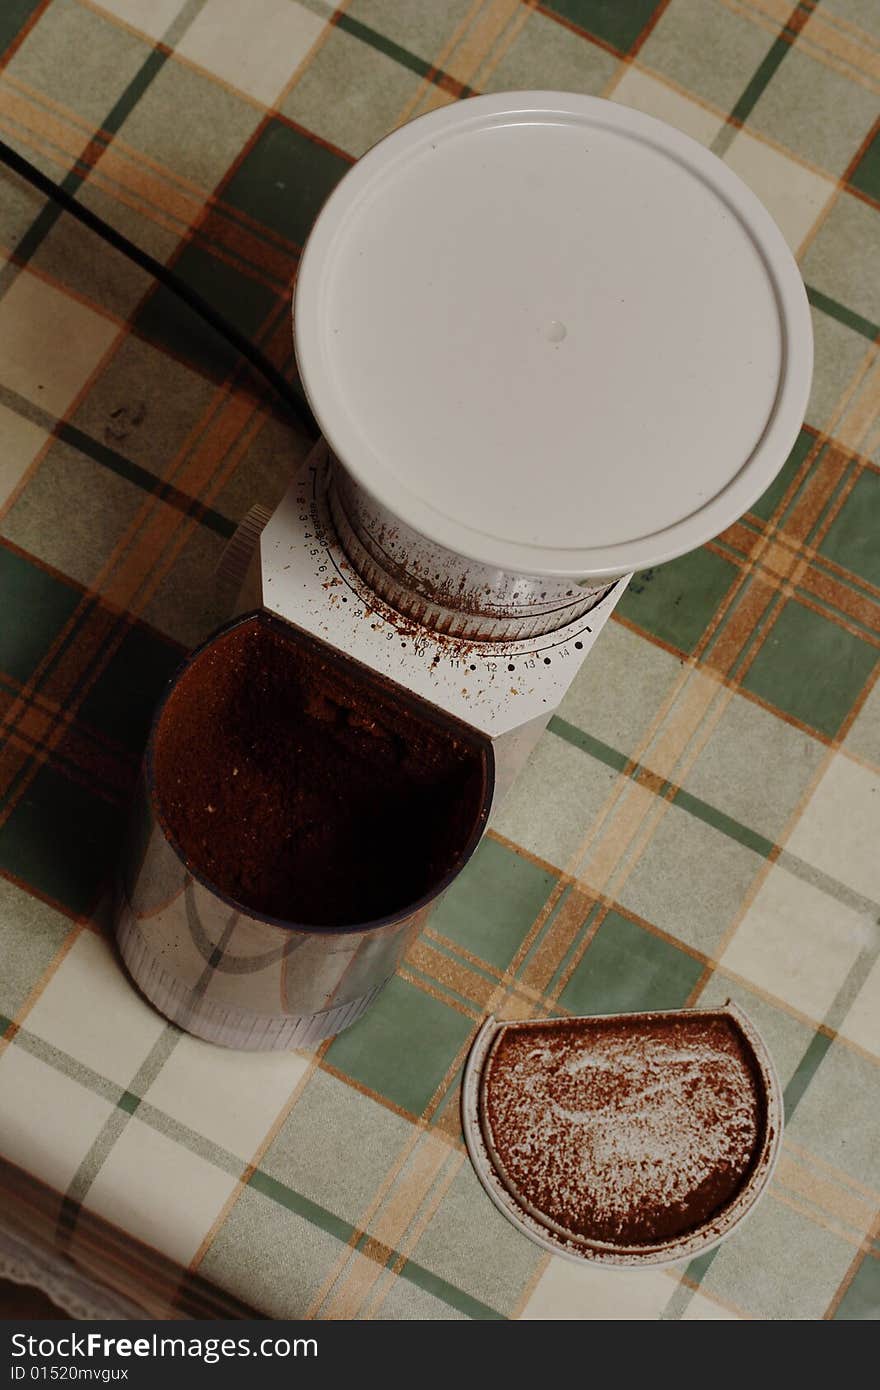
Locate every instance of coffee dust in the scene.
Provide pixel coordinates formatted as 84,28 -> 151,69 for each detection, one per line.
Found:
482,1013 -> 766,1247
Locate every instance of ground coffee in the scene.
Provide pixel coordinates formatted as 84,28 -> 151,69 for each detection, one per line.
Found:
481,1012 -> 766,1248
152,614 -> 488,926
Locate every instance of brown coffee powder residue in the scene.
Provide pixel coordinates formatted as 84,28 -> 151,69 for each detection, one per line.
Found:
482,1014 -> 766,1247
152,615 -> 489,926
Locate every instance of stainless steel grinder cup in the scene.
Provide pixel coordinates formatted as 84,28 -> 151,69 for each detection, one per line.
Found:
115,612 -> 494,1051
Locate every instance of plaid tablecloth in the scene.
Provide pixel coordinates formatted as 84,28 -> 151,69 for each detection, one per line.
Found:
0,0 -> 878,1322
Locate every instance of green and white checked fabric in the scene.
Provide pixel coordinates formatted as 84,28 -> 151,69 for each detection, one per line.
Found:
0,0 -> 878,1321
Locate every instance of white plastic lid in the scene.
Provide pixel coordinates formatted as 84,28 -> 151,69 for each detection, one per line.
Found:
294,93 -> 812,579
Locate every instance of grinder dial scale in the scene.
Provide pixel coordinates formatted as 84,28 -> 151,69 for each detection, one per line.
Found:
116,93 -> 812,1051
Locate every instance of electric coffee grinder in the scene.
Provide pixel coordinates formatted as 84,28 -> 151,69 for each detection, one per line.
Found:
115,93 -> 813,1051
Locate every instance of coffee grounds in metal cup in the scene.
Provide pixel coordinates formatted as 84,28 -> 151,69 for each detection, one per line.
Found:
152,614 -> 488,926
115,611 -> 492,1050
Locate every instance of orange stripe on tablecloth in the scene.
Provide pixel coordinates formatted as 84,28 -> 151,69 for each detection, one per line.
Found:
196,204 -> 297,288
703,574 -> 781,676
516,884 -> 597,997
776,1147 -> 878,1240
798,567 -> 880,637
442,0 -> 524,84
828,350 -> 880,459
1,71 -> 232,205
405,938 -> 498,1012
319,1136 -> 458,1319
470,1 -> 534,90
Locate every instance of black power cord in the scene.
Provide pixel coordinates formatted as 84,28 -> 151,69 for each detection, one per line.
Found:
0,137 -> 319,436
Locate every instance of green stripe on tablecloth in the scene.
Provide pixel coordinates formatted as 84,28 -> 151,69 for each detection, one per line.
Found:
57,1108 -> 131,1242
547,717 -> 629,772
117,1089 -> 141,1115
0,2 -> 47,62
334,13 -> 472,94
56,422 -> 236,538
7,46 -> 170,275
397,1259 -> 505,1319
10,1024 -> 121,1104
0,350 -> 234,540
775,852 -> 880,920
248,1171 -> 502,1318
784,1033 -> 837,1115
726,2 -> 813,127
671,789 -> 775,858
248,1168 -> 353,1245
548,718 -> 775,858
57,1025 -> 182,1242
806,286 -> 880,344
